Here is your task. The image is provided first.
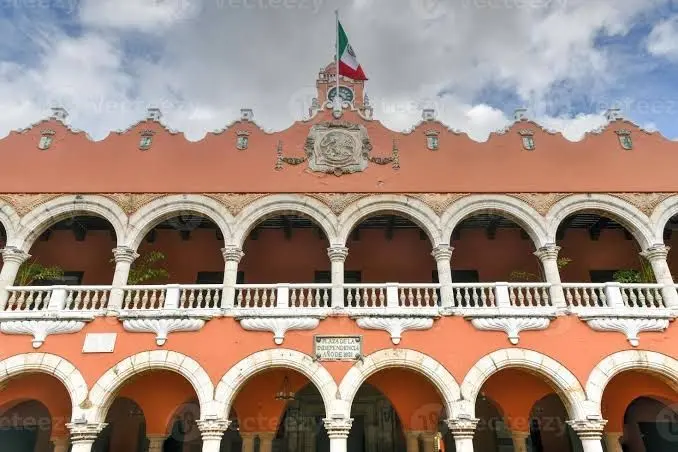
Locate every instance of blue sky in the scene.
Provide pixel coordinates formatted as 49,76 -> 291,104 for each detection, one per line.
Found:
0,0 -> 677,141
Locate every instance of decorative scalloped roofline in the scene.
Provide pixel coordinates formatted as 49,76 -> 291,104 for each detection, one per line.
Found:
4,105 -> 677,145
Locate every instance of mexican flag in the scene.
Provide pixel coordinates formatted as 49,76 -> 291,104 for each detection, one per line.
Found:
338,21 -> 368,81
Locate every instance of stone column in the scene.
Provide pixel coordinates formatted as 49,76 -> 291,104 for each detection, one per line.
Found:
258,432 -> 276,452
66,423 -> 107,452
197,419 -> 230,452
51,437 -> 69,452
420,431 -> 437,451
323,418 -> 352,452
568,419 -> 606,452
147,434 -> 167,452
0,247 -> 30,309
534,244 -> 566,308
241,432 -> 256,452
109,246 -> 139,311
431,245 -> 454,307
641,245 -> 678,307
447,418 -> 478,452
603,432 -> 623,452
511,431 -> 530,452
222,246 -> 244,308
328,246 -> 349,308
404,431 -> 420,452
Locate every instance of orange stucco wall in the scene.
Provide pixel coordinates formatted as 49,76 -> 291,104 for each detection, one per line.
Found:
1,111 -> 676,193
1,315 -> 678,424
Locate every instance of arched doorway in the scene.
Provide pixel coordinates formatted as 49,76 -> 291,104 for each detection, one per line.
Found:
275,383 -> 406,452
0,371 -> 72,452
600,368 -> 678,451
623,397 -> 678,451
0,400 -> 52,452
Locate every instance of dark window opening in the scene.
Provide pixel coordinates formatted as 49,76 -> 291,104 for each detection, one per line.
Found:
195,271 -> 244,284
589,270 -> 619,283
314,271 -> 362,283
32,271 -> 84,286
432,270 -> 480,283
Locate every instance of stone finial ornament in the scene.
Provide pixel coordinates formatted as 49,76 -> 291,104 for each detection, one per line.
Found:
514,108 -> 528,121
422,108 -> 436,121
147,107 -> 162,121
605,108 -> 622,121
240,108 -> 254,121
50,107 -> 69,122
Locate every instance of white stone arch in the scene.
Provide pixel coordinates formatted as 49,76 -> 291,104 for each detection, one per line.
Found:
460,349 -> 589,420
0,353 -> 89,421
14,195 -> 128,251
233,194 -> 339,246
440,195 -> 548,249
337,195 -> 442,246
337,349 -> 461,419
88,351 -> 216,424
214,349 -> 339,419
545,194 -> 654,250
650,195 -> 678,244
0,200 -> 20,247
586,350 -> 678,416
126,195 -> 234,249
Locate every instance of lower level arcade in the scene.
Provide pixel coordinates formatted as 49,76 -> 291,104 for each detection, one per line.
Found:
0,352 -> 676,452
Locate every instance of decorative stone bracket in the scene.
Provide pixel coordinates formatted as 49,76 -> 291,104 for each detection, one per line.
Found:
0,318 -> 90,348
0,286 -> 96,348
120,315 -> 207,346
354,316 -> 435,344
576,309 -> 675,346
237,316 -> 322,345
463,308 -> 557,345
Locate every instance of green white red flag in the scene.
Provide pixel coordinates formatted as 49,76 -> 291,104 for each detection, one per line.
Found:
338,21 -> 368,81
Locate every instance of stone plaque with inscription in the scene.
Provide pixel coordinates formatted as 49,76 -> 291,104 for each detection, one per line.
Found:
314,335 -> 362,361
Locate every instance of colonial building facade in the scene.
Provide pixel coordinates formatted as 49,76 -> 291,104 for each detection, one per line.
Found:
0,64 -> 678,452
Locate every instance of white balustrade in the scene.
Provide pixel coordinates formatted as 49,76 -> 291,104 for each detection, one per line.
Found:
451,284 -> 497,308
563,284 -> 607,308
507,283 -> 552,307
345,284 -> 387,308
235,285 -> 278,308
620,284 -> 666,309
122,286 -> 167,310
398,284 -> 440,308
179,285 -> 222,309
3,287 -> 52,312
288,284 -> 332,308
65,287 -> 111,311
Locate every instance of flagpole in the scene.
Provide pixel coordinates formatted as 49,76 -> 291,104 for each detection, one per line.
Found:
335,9 -> 340,110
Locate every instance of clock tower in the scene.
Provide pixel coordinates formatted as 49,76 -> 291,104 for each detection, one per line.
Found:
315,62 -> 371,117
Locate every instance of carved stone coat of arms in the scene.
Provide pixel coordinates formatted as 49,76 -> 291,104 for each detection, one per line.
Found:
305,121 -> 372,176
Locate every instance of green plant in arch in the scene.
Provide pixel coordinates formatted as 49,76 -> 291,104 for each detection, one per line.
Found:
16,260 -> 64,286
126,251 -> 170,285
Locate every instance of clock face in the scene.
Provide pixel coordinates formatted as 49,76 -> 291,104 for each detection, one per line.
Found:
328,86 -> 355,103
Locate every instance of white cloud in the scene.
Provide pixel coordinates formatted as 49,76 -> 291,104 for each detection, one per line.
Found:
0,0 -> 673,141
647,15 -> 678,60
79,0 -> 202,31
